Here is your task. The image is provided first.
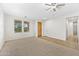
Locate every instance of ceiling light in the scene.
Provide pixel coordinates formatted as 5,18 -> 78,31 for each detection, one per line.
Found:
45,3 -> 65,12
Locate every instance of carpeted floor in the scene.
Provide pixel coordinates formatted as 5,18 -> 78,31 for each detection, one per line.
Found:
0,37 -> 79,56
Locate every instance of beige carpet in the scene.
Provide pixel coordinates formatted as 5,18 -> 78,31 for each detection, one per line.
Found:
0,37 -> 79,56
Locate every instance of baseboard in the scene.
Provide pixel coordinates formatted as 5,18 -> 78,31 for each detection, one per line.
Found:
5,36 -> 36,42
41,36 -> 77,49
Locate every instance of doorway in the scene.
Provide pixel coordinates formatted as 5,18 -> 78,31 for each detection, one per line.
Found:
66,17 -> 78,48
38,22 -> 42,37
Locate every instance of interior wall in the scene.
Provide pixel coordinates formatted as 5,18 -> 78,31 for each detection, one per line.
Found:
43,11 -> 79,41
4,14 -> 36,41
43,18 -> 66,40
0,8 -> 4,49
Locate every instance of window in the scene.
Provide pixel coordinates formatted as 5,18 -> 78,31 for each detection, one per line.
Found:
24,21 -> 29,32
14,20 -> 22,32
14,20 -> 29,33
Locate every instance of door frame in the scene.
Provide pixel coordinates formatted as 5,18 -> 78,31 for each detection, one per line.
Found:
66,16 -> 78,48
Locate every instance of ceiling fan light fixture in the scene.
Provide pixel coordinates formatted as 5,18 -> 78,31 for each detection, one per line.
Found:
45,3 -> 65,13
53,8 -> 56,11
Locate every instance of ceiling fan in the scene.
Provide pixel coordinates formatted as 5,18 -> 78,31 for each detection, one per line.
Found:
45,3 -> 65,12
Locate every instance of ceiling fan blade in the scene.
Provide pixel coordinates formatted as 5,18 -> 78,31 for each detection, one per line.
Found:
56,5 -> 62,9
51,3 -> 56,6
57,3 -> 65,6
45,3 -> 51,6
56,3 -> 65,8
46,7 -> 51,11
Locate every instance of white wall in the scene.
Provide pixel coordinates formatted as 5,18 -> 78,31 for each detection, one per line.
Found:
43,18 -> 66,41
0,8 -> 4,49
4,14 -> 36,41
43,11 -> 79,41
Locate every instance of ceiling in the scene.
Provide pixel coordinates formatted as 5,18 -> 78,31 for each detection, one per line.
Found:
1,3 -> 79,20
